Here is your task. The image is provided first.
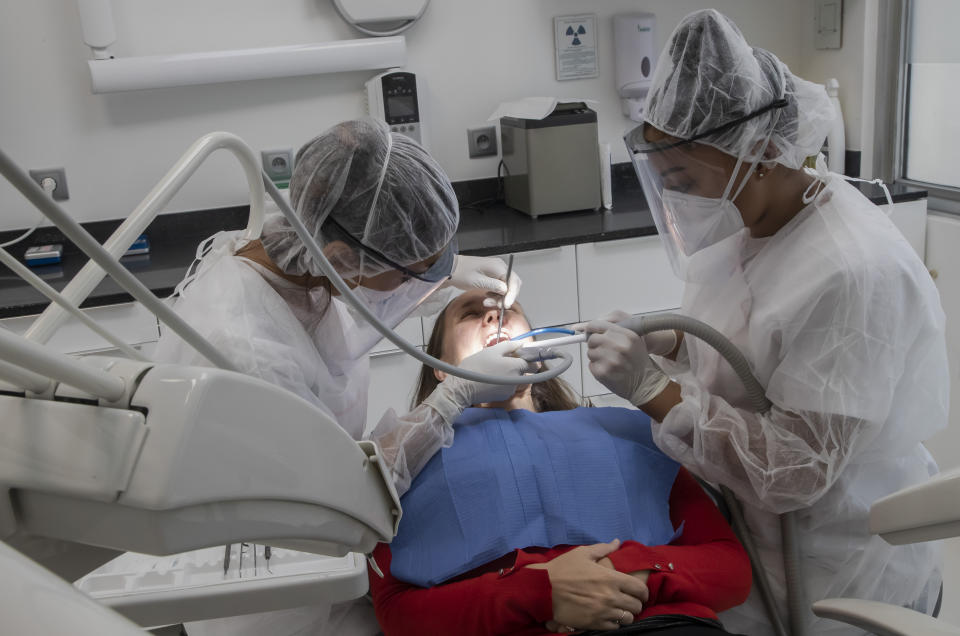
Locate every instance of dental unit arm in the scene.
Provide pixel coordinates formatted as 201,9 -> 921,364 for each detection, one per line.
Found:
0,353 -> 402,580
811,469 -> 960,635
0,137 -> 401,630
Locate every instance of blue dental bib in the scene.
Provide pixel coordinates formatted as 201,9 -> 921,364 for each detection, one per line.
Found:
390,407 -> 681,587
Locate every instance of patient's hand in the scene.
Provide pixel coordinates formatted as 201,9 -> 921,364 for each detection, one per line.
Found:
598,556 -> 652,584
526,540 -> 648,631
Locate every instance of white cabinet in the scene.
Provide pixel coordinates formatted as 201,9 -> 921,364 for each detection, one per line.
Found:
923,212 -> 960,471
509,245 -> 579,328
0,302 -> 160,356
889,199 -> 928,259
366,348 -> 426,437
576,235 -> 682,398
576,236 -> 682,321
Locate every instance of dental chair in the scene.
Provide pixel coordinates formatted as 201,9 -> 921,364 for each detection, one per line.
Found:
0,133 -> 400,632
812,468 -> 960,635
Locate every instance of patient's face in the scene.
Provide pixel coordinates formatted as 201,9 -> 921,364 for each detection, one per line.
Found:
441,289 -> 532,365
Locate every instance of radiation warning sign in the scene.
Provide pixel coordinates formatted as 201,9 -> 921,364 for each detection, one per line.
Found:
554,14 -> 598,81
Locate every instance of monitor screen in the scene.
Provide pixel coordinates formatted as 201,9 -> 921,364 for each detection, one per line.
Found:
387,95 -> 416,119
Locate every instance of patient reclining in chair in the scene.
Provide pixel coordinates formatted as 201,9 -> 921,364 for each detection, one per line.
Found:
368,290 -> 752,636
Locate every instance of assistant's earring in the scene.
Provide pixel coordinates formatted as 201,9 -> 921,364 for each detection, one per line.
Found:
757,167 -> 767,179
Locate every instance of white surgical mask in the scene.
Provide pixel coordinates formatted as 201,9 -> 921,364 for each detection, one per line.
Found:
660,190 -> 746,257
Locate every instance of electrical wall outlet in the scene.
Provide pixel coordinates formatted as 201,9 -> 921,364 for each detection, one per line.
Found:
261,149 -> 294,186
467,126 -> 498,158
29,168 -> 69,201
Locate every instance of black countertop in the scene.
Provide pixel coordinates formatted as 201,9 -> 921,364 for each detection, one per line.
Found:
0,171 -> 927,319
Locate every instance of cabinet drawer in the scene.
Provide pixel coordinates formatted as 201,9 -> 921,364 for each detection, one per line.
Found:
0,302 -> 160,355
509,245 -> 579,328
576,236 -> 682,321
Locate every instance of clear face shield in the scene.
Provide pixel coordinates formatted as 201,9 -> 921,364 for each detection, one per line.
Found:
332,230 -> 456,360
308,132 -> 458,361
624,99 -> 788,280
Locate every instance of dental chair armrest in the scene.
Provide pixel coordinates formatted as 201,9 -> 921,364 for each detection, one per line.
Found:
812,599 -> 960,636
870,467 -> 960,544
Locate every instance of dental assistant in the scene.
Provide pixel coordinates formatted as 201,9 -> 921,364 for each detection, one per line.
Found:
154,119 -> 529,636
584,10 -> 949,636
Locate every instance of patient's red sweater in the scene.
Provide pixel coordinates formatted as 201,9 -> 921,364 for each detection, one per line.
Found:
368,468 -> 752,636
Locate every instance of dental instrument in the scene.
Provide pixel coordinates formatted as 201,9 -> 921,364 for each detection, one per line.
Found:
518,333 -> 586,349
496,254 -> 514,343
510,327 -> 576,340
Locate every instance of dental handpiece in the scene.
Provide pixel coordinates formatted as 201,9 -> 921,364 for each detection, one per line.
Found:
512,333 -> 588,363
518,333 -> 587,349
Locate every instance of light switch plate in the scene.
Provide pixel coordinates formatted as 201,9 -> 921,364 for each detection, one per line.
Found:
815,0 -> 843,49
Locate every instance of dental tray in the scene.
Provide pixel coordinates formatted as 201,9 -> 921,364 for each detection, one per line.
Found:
74,547 -> 369,628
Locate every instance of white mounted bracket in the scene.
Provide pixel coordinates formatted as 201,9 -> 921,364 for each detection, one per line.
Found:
76,0 -> 406,93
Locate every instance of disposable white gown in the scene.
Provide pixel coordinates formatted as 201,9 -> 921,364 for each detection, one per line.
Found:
153,231 -> 456,636
655,176 -> 949,636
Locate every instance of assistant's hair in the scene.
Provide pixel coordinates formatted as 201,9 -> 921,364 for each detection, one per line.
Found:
412,302 -> 584,412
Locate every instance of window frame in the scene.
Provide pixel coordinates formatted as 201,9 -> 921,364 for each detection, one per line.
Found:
877,0 -> 960,210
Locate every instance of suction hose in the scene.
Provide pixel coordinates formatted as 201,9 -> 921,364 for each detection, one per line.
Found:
262,176 -> 572,386
619,313 -> 805,636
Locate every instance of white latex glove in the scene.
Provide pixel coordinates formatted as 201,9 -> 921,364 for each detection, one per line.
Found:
584,320 -> 670,406
447,255 -> 522,308
575,310 -> 679,357
422,340 -> 537,425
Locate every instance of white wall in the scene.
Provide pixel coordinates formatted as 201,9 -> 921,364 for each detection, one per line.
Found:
795,0 -> 879,174
0,0 -> 802,232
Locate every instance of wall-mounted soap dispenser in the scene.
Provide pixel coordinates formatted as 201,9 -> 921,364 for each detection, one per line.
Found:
613,13 -> 657,123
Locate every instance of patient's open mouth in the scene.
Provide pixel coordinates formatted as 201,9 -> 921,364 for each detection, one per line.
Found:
484,330 -> 511,347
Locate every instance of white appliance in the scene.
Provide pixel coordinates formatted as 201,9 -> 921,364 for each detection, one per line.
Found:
333,0 -> 431,36
366,69 -> 425,146
613,13 -> 657,123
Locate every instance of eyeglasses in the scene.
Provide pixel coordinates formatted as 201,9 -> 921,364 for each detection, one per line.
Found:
323,216 -> 456,283
626,98 -> 789,155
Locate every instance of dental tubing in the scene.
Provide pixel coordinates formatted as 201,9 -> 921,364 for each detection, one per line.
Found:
618,313 -> 799,636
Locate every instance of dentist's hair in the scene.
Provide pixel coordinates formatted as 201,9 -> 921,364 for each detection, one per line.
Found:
413,301 -> 584,412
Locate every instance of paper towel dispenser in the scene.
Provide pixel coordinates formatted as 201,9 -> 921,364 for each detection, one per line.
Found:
614,13 -> 657,122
